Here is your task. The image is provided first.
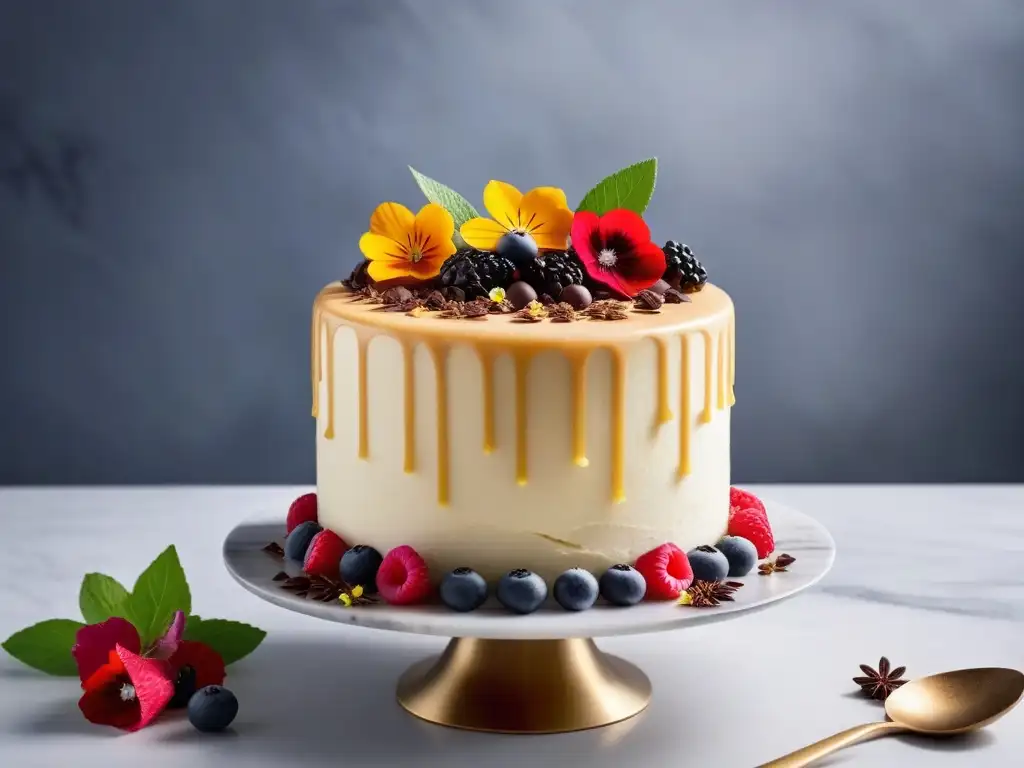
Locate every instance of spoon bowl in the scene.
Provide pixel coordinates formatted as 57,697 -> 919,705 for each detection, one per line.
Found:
886,667 -> 1024,734
761,667 -> 1024,767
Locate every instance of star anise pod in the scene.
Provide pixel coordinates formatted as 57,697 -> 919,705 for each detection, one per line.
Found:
262,541 -> 285,559
853,657 -> 908,700
758,553 -> 796,575
678,580 -> 744,607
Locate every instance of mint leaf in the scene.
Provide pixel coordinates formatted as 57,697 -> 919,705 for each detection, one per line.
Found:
408,166 -> 480,230
2,619 -> 83,676
576,158 -> 658,216
183,617 -> 266,665
79,573 -> 130,625
124,545 -> 191,645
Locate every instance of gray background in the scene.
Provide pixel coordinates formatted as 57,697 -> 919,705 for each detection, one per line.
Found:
2,0 -> 1023,484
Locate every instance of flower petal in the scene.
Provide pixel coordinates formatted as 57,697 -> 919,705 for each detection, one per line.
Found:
149,611 -> 185,660
169,641 -> 226,689
520,186 -> 573,250
614,240 -> 666,296
599,208 -> 652,247
359,232 -> 407,264
367,260 -> 412,283
413,203 -> 455,253
459,216 -> 508,250
79,650 -> 138,729
482,180 -> 524,230
116,644 -> 174,732
72,618 -> 141,682
369,202 -> 415,240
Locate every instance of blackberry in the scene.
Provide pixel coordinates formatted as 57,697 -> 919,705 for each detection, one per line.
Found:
662,241 -> 708,292
516,249 -> 584,297
438,249 -> 516,299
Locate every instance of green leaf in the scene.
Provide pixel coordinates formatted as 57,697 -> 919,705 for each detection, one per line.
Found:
124,545 -> 191,645
79,573 -> 130,625
576,158 -> 659,216
183,617 -> 266,666
408,166 -> 480,230
2,619 -> 84,676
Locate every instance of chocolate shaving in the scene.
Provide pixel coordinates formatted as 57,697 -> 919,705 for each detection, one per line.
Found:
441,286 -> 466,303
380,286 -> 414,306
633,289 -> 664,312
272,571 -> 289,581
663,287 -> 692,304
488,299 -> 514,314
514,301 -> 548,323
538,293 -> 556,306
548,302 -> 579,323
423,290 -> 449,311
585,299 -> 630,321
341,260 -> 372,291
439,301 -> 489,320
262,541 -> 285,558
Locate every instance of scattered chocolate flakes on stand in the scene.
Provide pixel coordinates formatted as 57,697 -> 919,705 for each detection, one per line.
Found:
262,541 -> 285,558
273,570 -> 378,607
678,580 -> 745,607
853,656 -> 908,701
758,553 -> 796,575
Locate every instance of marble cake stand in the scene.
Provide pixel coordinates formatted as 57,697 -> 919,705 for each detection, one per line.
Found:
223,500 -> 835,734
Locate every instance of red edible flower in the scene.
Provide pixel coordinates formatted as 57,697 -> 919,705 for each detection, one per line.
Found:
571,209 -> 666,298
78,644 -> 175,731
168,641 -> 226,689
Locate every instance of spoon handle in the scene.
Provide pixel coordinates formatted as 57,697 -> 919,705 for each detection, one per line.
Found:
758,721 -> 904,767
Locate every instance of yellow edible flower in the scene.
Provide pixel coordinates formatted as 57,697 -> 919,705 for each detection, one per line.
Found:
351,585 -> 364,599
460,181 -> 573,251
359,202 -> 456,284
339,593 -> 353,607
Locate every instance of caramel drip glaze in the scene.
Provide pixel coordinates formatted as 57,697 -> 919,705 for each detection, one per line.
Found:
311,284 -> 735,505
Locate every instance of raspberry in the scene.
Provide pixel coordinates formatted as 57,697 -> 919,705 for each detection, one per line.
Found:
286,493 -> 318,534
302,529 -> 348,578
377,545 -> 432,605
729,487 -> 767,523
633,543 -> 693,600
727,508 -> 775,559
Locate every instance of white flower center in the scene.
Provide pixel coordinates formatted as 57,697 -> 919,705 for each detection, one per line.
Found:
598,248 -> 618,268
119,683 -> 137,702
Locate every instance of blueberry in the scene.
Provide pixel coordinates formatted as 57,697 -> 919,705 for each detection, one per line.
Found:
168,665 -> 197,709
496,569 -> 547,614
599,564 -> 646,606
284,521 -> 322,561
187,685 -> 238,733
439,567 -> 489,612
496,231 -> 539,266
553,568 -> 599,611
716,536 -> 758,577
340,545 -> 384,594
687,545 -> 730,582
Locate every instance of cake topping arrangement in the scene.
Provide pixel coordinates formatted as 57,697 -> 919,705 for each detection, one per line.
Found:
349,158 -> 710,322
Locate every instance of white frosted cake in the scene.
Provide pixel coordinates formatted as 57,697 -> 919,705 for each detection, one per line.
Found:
309,166 -> 736,583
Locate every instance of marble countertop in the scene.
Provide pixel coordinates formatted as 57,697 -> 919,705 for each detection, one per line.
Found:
0,485 -> 1021,767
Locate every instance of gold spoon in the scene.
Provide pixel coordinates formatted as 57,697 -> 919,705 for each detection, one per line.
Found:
760,667 -> 1024,767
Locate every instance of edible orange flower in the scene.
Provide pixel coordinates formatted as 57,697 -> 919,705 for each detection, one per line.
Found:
358,202 -> 456,284
460,181 -> 573,251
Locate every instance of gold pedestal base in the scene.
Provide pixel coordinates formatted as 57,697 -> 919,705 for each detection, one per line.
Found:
396,637 -> 651,734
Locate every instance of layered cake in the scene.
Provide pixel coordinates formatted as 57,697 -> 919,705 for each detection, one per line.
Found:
309,162 -> 741,585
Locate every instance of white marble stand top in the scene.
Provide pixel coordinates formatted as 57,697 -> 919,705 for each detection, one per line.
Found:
1,485 -> 1021,767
